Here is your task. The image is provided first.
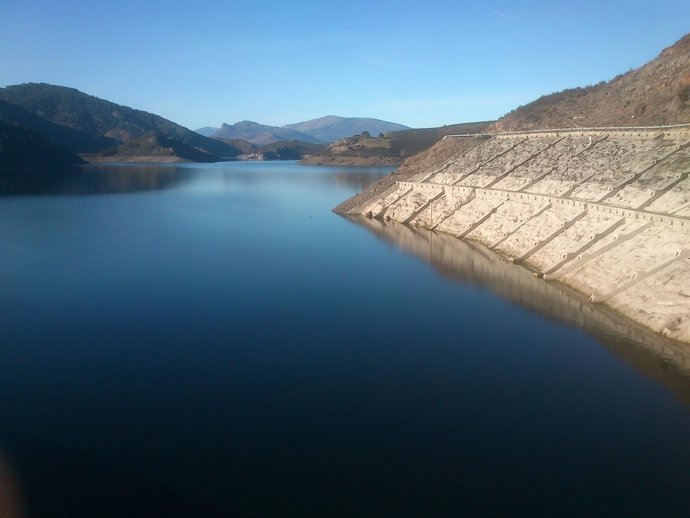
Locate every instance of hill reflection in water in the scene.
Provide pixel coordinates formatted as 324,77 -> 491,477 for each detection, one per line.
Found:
0,165 -> 192,196
350,216 -> 690,407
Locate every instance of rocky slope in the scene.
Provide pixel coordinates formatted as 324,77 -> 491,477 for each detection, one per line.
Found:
493,34 -> 690,131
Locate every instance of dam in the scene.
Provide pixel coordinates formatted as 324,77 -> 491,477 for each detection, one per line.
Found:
342,125 -> 690,344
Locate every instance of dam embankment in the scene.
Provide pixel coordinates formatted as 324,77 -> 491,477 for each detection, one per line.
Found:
337,125 -> 690,344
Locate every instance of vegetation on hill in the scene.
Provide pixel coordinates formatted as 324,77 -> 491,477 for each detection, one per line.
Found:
99,132 -> 220,162
253,140 -> 325,160
303,121 -> 493,166
0,99 -> 114,153
493,33 -> 690,131
0,120 -> 83,171
0,83 -> 243,161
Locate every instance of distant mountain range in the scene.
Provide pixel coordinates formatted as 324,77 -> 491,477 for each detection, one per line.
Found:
197,116 -> 410,145
0,83 -> 244,164
212,121 -> 321,146
285,116 -> 410,142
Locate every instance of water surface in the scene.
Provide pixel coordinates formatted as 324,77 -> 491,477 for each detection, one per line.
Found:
1,161 -> 689,517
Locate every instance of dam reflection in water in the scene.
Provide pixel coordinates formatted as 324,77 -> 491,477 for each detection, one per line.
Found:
351,216 -> 690,406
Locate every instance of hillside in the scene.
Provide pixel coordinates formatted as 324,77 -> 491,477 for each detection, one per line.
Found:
0,83 -> 243,161
303,121 -> 493,166
0,120 -> 83,171
252,140 -> 325,160
0,99 -> 114,153
95,132 -> 221,163
493,33 -> 690,131
284,116 -> 410,142
213,121 -> 320,145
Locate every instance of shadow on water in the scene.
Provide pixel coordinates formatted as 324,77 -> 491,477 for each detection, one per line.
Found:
349,216 -> 690,407
0,165 -> 191,196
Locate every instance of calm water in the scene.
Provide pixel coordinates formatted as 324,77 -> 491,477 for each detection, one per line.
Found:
1,161 -> 689,517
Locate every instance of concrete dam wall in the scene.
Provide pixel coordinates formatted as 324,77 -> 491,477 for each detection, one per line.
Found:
344,126 -> 690,344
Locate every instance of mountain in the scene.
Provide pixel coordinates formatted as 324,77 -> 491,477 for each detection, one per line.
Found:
194,126 -> 219,137
214,138 -> 256,154
198,116 -> 412,145
493,33 -> 690,131
0,120 -> 83,171
285,116 -> 410,142
212,121 -> 320,145
0,83 -> 243,161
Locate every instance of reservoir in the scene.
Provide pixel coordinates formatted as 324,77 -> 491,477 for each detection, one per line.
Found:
1,161 -> 689,516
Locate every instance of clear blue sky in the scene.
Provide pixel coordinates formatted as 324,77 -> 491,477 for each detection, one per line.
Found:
1,0 -> 689,129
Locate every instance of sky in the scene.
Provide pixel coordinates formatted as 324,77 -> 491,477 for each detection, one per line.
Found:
1,0 -> 689,130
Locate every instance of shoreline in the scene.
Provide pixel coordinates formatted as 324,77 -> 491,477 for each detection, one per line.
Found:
338,127 -> 690,345
80,155 -> 192,164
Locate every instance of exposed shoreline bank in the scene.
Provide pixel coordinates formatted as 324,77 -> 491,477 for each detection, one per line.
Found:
337,127 -> 690,345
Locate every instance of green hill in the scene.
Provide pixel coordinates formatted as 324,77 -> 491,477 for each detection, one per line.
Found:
0,98 -> 114,153
0,83 -> 243,161
253,140 -> 325,160
0,120 -> 83,171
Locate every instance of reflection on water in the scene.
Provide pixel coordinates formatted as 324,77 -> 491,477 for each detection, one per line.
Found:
0,165 -> 191,196
324,170 -> 391,191
351,216 -> 690,406
0,162 -> 392,197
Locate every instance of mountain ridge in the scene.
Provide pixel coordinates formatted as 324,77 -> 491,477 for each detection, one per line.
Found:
285,115 -> 409,142
197,116 -> 411,145
212,120 -> 319,145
